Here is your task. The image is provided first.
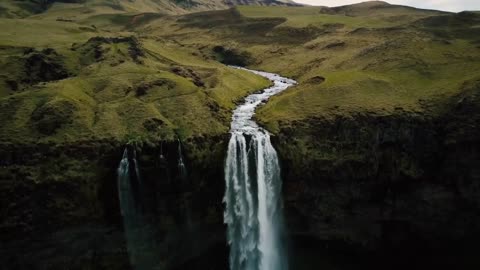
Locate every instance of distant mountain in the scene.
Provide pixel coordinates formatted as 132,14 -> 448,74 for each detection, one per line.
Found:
0,0 -> 299,18
317,1 -> 449,16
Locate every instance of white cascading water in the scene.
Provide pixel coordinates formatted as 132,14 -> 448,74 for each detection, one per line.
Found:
118,148 -> 133,218
133,149 -> 142,184
177,139 -> 188,179
118,148 -> 139,266
117,147 -> 148,270
224,67 -> 296,270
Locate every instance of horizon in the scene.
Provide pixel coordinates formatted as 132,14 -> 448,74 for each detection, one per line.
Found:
292,0 -> 480,12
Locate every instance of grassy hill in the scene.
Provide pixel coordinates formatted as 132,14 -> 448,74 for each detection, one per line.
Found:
136,4 -> 480,132
0,15 -> 271,144
1,1 -> 480,142
0,0 -> 298,19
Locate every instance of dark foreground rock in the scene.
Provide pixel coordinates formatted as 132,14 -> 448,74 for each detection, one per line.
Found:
0,136 -> 229,270
274,81 -> 480,269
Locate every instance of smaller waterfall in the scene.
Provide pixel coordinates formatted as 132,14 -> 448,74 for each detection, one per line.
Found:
133,149 -> 142,184
157,142 -> 171,184
117,147 -> 150,270
159,141 -> 165,161
118,148 -> 133,217
118,147 -> 142,268
119,143 -> 199,270
176,139 -> 193,229
177,140 -> 187,179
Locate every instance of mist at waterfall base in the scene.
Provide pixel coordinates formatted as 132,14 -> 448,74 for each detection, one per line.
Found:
224,67 -> 296,270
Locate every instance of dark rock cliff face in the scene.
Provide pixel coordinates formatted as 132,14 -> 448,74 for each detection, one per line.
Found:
274,84 -> 480,269
1,84 -> 479,269
0,136 -> 229,270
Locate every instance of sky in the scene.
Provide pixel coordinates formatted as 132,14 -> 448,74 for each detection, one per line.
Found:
292,0 -> 480,12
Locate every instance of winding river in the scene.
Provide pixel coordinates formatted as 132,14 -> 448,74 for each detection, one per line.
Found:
224,67 -> 297,270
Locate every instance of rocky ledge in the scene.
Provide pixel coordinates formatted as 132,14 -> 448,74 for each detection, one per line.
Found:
274,81 -> 480,269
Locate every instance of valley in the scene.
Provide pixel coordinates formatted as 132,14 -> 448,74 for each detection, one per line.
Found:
0,1 -> 480,269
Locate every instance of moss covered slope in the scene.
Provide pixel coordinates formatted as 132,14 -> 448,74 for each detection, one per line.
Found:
139,5 -> 480,132
0,16 -> 270,144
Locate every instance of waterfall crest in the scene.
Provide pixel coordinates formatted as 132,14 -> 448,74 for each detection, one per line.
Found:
224,67 -> 296,270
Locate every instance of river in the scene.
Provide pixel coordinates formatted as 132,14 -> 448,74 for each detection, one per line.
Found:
223,67 -> 296,270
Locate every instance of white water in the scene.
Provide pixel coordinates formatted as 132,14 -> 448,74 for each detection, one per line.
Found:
118,148 -> 141,267
118,148 -> 133,218
224,67 -> 296,270
177,140 -> 188,179
117,148 -> 150,270
133,149 -> 142,184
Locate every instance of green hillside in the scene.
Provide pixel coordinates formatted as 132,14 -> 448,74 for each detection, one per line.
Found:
2,2 -> 480,143
130,4 -> 480,132
0,0 -> 298,19
0,15 -> 270,143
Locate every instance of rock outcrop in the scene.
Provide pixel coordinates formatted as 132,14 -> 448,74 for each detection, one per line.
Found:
274,80 -> 480,269
0,136 -> 229,270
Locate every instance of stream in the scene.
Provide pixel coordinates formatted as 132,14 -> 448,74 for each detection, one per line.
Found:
223,67 -> 297,270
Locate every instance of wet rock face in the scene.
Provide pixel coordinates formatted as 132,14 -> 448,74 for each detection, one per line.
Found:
0,136 -> 228,270
274,89 -> 480,264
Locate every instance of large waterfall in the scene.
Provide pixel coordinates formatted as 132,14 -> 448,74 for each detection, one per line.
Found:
224,67 -> 296,270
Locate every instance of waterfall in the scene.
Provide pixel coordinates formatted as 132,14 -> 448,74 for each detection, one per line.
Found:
118,147 -> 139,267
133,149 -> 142,184
177,139 -> 187,179
117,147 -> 148,270
118,148 -> 133,218
224,67 -> 296,270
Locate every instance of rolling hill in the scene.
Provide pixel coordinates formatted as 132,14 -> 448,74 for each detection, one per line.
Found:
1,1 -> 480,270
0,0 -> 298,19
